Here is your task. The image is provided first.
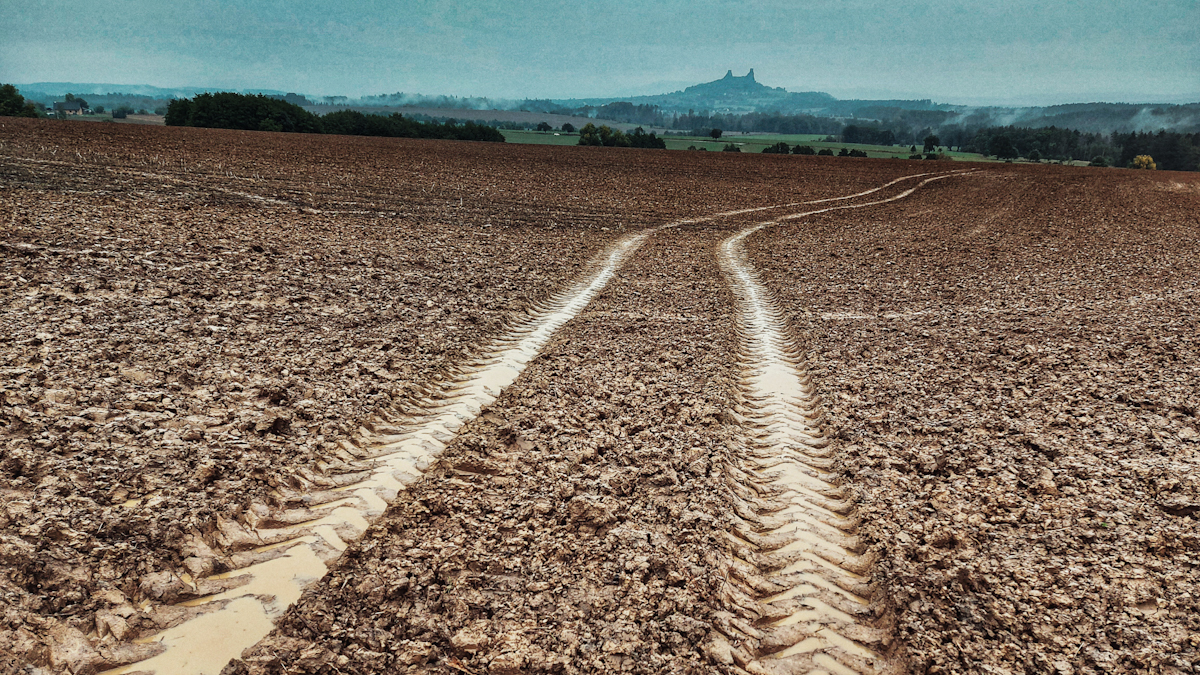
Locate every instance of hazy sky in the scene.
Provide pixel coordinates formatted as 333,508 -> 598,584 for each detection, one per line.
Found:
3,0 -> 1198,105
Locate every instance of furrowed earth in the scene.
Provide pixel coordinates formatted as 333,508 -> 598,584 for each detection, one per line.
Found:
1,118 -> 1197,675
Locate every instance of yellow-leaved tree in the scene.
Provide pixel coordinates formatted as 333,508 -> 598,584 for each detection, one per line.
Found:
1131,155 -> 1156,170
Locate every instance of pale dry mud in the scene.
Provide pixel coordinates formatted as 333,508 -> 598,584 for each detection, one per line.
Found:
745,166 -> 1200,674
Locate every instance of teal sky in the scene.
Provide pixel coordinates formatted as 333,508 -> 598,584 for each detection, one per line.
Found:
3,0 -> 1198,104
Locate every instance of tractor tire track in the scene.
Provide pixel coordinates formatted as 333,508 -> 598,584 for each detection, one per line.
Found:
97,176 -> 932,675
715,172 -> 968,674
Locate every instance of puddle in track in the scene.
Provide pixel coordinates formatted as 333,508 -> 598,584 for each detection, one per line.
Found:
716,172 -> 969,674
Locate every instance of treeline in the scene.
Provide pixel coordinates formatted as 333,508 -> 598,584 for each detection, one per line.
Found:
947,126 -> 1200,170
165,93 -> 504,142
578,124 -> 666,148
673,111 -> 843,136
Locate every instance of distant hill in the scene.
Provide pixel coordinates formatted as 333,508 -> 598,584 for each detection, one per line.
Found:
13,75 -> 1198,135
547,70 -> 1199,135
13,82 -> 290,103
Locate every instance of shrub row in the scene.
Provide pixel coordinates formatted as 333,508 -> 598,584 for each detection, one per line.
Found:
165,93 -> 504,142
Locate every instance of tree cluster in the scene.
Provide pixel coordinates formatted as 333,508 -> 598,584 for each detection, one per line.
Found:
164,93 -> 504,142
577,124 -> 665,149
672,110 -> 842,136
957,125 -> 1200,170
0,84 -> 41,118
842,124 -> 896,146
320,110 -> 503,142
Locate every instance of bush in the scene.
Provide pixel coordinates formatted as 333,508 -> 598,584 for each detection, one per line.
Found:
837,148 -> 850,157
1130,155 -> 1156,170
721,143 -> 741,152
628,127 -> 666,149
793,145 -> 815,155
849,149 -> 868,157
817,148 -> 834,156
909,154 -> 924,160
1089,156 -> 1108,167
93,105 -> 105,114
578,123 -> 630,147
762,142 -> 791,154
1028,149 -> 1041,162
166,93 -> 322,133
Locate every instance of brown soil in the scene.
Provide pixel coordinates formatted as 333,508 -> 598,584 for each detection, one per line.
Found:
0,119 -> 918,673
746,169 -> 1200,673
3,118 -> 1196,675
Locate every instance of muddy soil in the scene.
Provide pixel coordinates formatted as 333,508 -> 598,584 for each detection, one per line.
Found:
0,118 -> 924,673
228,223 -> 745,674
747,167 -> 1200,673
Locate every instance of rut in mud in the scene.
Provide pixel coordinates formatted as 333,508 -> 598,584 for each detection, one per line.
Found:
719,230 -> 886,674
100,181 -> 924,675
710,172 -> 969,674
99,231 -> 652,675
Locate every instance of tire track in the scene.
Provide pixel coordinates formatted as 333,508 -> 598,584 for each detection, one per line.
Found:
715,172 -> 968,674
96,177 -> 931,675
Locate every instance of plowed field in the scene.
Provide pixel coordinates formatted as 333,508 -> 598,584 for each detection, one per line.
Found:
1,118 -> 1197,675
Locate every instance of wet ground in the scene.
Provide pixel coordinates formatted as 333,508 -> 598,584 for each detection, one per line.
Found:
2,119 -> 1198,674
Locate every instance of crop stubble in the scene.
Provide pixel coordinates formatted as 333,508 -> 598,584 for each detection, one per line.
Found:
2,118 -> 1197,674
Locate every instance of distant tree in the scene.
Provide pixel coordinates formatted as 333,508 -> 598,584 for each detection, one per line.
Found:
721,143 -> 741,152
93,105 -> 105,114
578,123 -> 630,147
1028,149 -> 1041,162
910,144 -> 917,153
923,134 -> 940,153
628,126 -> 666,149
710,128 -> 722,139
1131,154 -> 1156,170
65,93 -> 75,102
0,84 -> 40,117
153,106 -> 167,116
1089,156 -> 1108,167
77,98 -> 89,111
560,122 -> 575,133
599,125 -> 630,147
578,123 -> 602,146
988,134 -> 1018,159
817,148 -> 834,156
762,141 -> 791,154
838,148 -> 850,157
793,145 -> 816,155
536,121 -> 553,132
